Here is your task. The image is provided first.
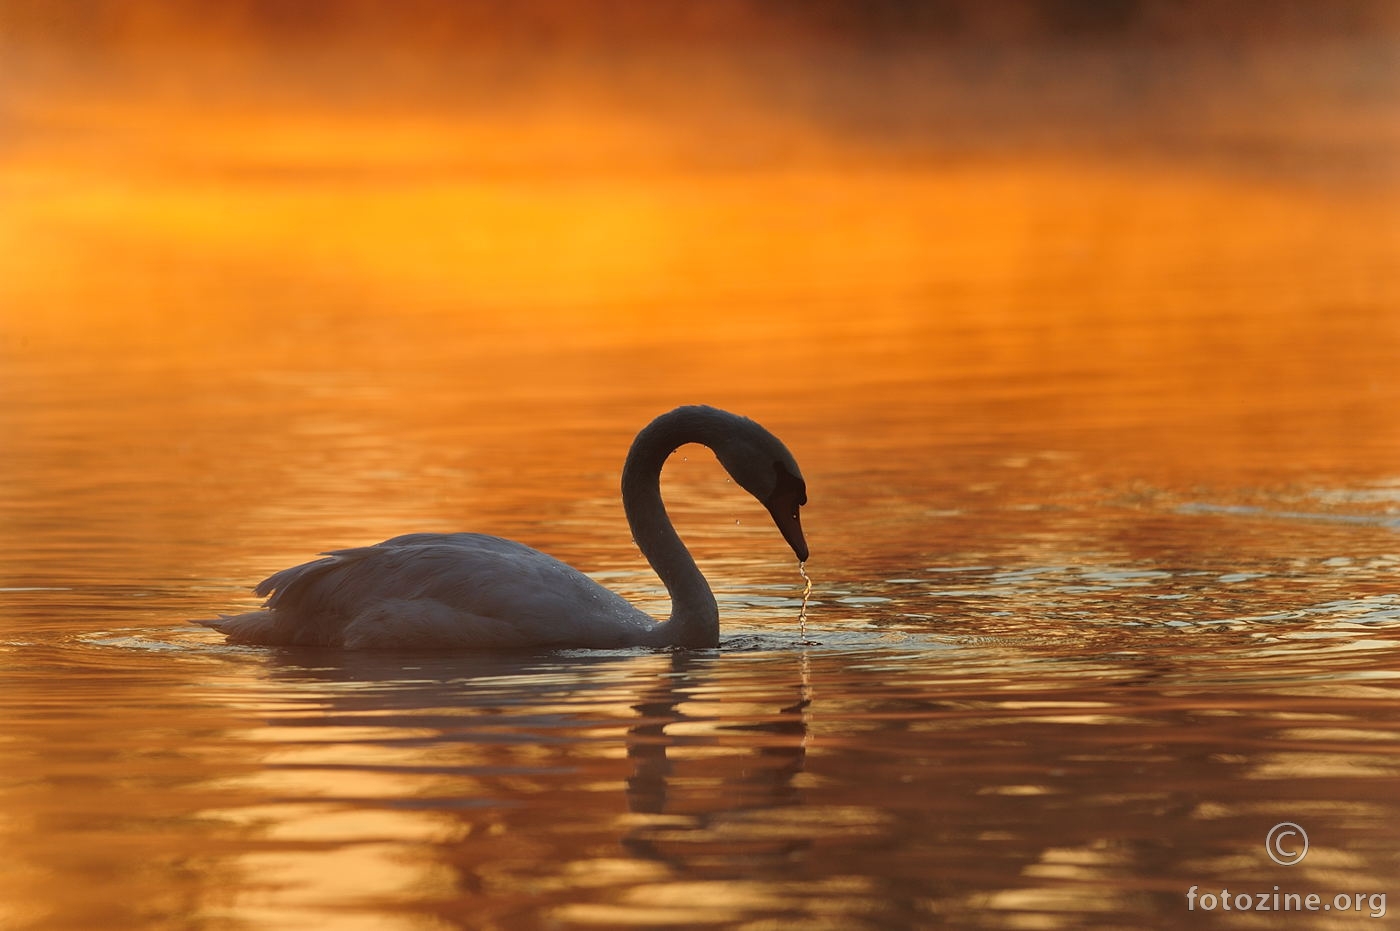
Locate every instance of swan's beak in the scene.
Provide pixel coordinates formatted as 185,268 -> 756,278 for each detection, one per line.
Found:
765,492 -> 809,563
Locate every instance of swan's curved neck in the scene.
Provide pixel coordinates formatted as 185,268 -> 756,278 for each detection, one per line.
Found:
621,408 -> 726,648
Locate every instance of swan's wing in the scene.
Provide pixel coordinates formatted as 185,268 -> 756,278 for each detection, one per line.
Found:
215,533 -> 656,649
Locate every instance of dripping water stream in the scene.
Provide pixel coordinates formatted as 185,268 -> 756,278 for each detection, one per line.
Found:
796,559 -> 814,644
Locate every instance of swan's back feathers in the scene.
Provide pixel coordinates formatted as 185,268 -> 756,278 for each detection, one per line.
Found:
204,533 -> 659,649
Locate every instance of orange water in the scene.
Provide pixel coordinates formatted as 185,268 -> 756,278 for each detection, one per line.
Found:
2,26 -> 1399,930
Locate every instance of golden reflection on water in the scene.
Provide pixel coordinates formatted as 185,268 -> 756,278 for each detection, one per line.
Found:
4,142 -> 1398,588
3,13 -> 1400,930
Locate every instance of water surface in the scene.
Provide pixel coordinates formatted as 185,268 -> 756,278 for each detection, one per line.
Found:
2,25 -> 1400,931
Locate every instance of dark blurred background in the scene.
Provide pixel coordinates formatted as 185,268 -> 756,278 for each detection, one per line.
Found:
3,0 -> 1397,179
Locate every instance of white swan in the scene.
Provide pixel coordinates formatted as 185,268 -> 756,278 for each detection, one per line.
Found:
198,405 -> 808,650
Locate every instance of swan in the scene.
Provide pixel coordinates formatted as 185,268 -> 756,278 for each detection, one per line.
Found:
197,405 -> 808,649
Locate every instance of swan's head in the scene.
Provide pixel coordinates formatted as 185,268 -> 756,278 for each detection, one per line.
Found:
760,460 -> 809,563
707,409 -> 809,563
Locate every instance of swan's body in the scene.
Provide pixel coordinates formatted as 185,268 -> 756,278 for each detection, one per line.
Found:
198,405 -> 808,650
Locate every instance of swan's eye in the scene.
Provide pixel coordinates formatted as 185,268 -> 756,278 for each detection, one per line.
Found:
770,462 -> 807,510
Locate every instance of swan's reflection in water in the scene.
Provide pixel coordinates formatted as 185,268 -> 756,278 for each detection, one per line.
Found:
621,652 -> 812,872
214,648 -> 836,928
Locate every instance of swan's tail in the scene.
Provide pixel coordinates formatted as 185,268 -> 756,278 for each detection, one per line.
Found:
191,611 -> 283,643
193,551 -> 367,645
